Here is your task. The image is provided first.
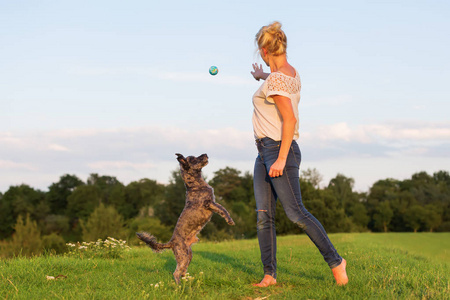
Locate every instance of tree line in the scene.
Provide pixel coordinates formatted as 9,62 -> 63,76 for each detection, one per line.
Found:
0,168 -> 449,257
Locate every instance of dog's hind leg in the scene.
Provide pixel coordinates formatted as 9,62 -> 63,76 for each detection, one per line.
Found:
172,243 -> 191,284
209,202 -> 235,225
187,246 -> 193,268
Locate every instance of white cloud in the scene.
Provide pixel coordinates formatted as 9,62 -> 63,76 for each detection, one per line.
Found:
0,160 -> 35,171
307,121 -> 450,144
87,161 -> 155,170
0,133 -> 25,146
48,144 -> 70,152
0,121 -> 449,192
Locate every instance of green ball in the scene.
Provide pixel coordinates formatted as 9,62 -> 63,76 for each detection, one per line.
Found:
209,66 -> 218,76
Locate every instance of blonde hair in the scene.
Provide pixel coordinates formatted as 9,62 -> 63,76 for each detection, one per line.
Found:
255,21 -> 287,56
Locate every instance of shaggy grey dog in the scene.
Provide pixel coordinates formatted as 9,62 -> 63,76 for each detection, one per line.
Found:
137,153 -> 235,284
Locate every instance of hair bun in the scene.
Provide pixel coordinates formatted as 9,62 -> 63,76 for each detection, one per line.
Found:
269,21 -> 282,32
255,21 -> 287,56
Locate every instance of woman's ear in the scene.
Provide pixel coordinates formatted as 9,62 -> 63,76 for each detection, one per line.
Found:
261,48 -> 268,56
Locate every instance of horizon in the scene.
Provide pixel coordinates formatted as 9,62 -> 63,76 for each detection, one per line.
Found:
0,161 -> 446,194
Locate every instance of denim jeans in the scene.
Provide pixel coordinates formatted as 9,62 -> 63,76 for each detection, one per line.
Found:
253,137 -> 342,279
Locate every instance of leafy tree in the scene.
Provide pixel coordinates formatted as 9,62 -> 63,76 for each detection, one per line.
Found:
373,201 -> 393,232
154,170 -> 186,228
0,185 -> 47,238
347,202 -> 369,230
127,216 -> 172,245
410,171 -> 440,205
0,194 -> 15,239
229,201 -> 256,238
367,179 -> 400,231
66,185 -> 101,220
80,203 -> 126,241
43,214 -> 70,235
10,214 -> 43,257
404,205 -> 427,232
106,184 -> 127,213
87,174 -> 125,206
328,174 -> 355,209
42,233 -> 66,254
87,173 -> 122,189
300,180 -> 353,233
209,167 -> 246,203
411,171 -> 434,185
388,191 -> 417,232
368,179 -> 400,204
7,185 -> 47,221
46,174 -> 84,215
433,170 -> 450,188
209,168 -> 255,238
84,174 -> 166,220
301,168 -> 323,189
121,179 -> 165,219
423,204 -> 442,232
318,189 -> 353,233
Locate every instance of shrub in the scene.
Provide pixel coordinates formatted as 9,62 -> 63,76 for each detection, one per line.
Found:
42,233 -> 67,254
80,203 -> 126,241
43,214 -> 70,235
127,216 -> 173,246
8,214 -> 43,257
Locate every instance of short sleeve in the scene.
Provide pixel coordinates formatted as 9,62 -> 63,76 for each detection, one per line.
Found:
265,72 -> 300,102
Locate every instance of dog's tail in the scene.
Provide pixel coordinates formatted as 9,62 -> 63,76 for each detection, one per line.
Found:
136,232 -> 173,253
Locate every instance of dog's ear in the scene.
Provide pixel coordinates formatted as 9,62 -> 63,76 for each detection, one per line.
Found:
175,153 -> 190,170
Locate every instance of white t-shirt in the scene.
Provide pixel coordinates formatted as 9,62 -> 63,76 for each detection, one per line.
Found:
252,70 -> 301,141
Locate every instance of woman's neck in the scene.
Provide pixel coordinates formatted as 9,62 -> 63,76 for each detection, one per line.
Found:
268,54 -> 289,73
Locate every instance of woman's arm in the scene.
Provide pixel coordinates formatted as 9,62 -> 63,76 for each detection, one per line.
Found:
251,63 -> 270,81
269,95 -> 297,178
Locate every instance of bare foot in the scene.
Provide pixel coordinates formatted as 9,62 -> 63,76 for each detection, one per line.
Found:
252,275 -> 277,287
332,258 -> 348,286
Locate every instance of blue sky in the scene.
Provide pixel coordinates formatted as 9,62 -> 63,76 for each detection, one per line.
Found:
1,0 -> 449,192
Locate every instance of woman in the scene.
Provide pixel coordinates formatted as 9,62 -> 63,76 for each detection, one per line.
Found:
250,21 -> 348,287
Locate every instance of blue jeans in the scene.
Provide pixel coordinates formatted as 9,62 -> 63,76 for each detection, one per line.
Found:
253,137 -> 342,279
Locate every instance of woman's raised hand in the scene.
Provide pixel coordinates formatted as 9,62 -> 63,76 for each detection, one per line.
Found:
251,63 -> 265,81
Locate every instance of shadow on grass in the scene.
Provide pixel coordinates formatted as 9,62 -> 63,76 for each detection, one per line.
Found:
196,250 -> 326,283
294,268 -> 326,282
136,254 -> 177,274
196,251 -> 255,276
135,249 -> 327,284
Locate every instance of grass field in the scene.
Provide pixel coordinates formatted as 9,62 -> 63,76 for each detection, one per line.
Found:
1,233 -> 449,299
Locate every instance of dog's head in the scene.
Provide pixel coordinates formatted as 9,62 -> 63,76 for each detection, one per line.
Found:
175,153 -> 208,173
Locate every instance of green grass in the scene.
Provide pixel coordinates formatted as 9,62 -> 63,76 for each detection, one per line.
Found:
1,233 -> 449,299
